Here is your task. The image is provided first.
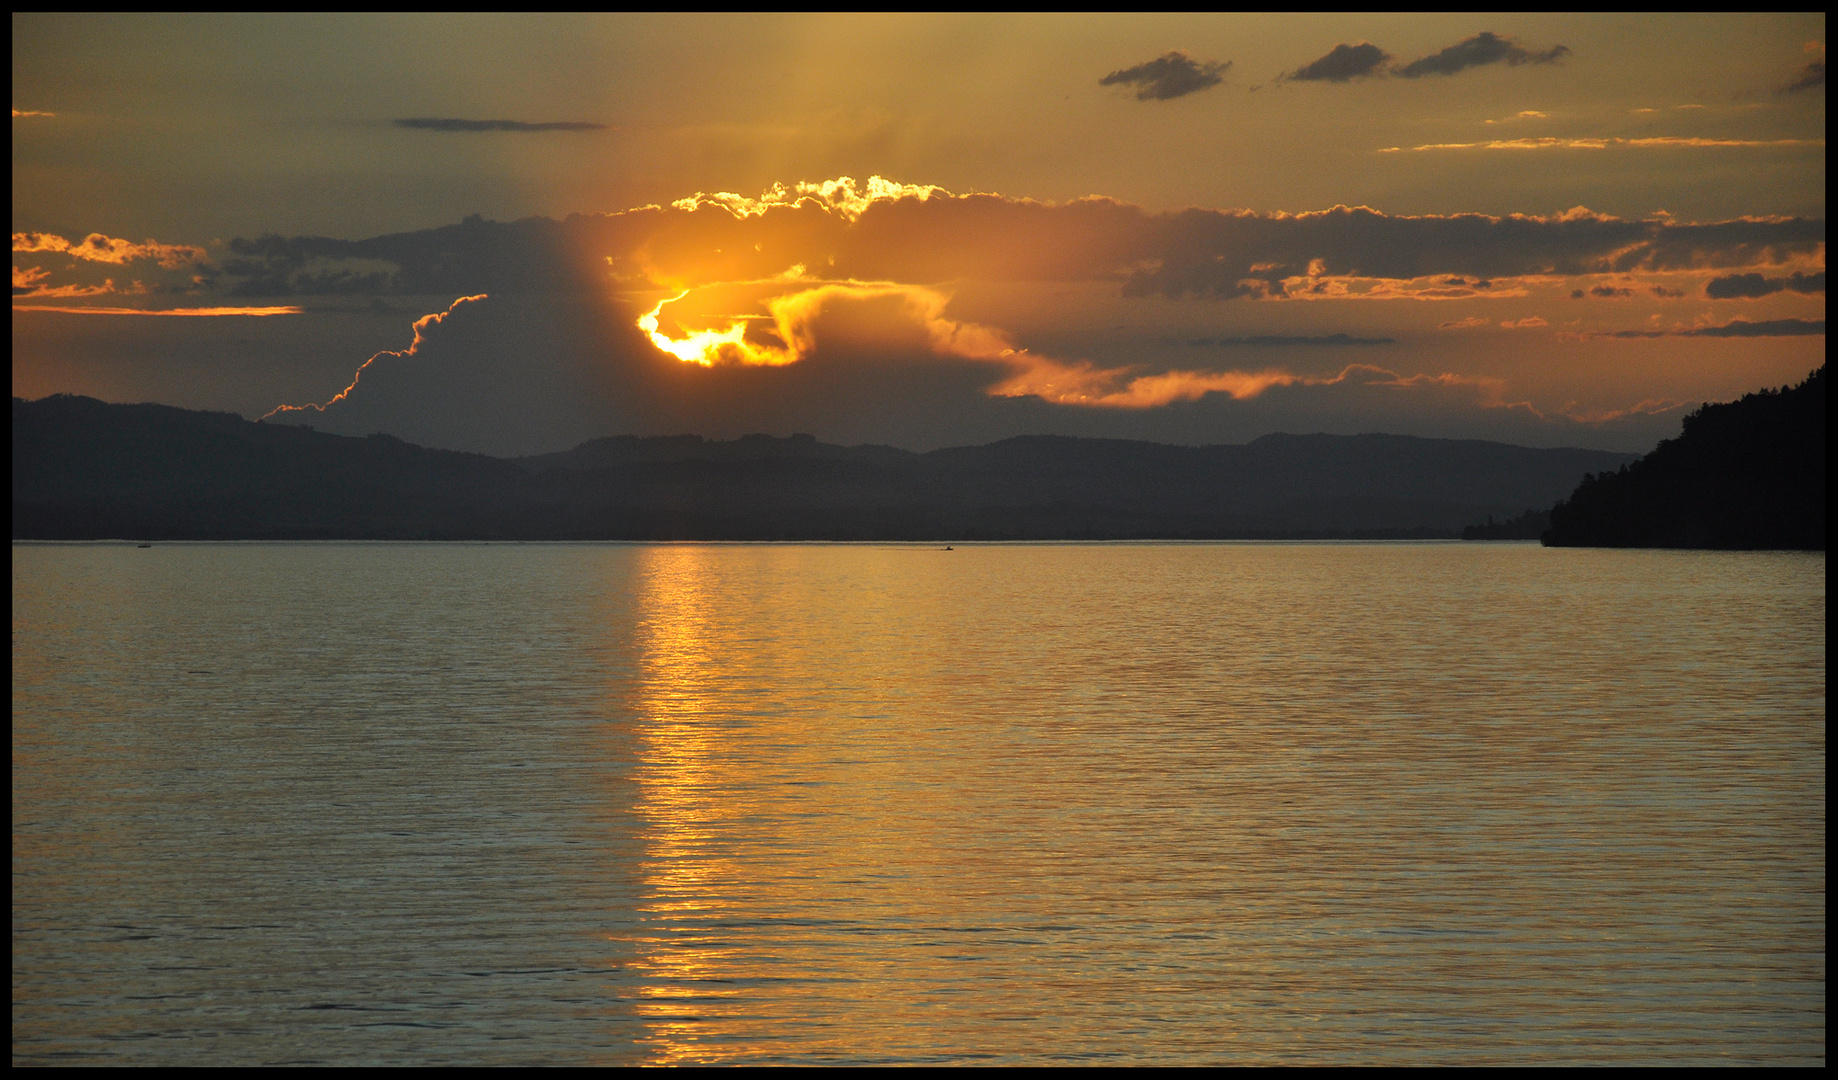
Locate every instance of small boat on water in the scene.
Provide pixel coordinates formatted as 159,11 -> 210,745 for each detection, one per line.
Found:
137,543 -> 152,548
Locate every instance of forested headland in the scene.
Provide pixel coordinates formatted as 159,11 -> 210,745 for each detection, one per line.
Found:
1544,367 -> 1825,550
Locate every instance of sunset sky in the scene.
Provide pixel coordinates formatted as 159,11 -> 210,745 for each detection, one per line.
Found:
13,13 -> 1826,454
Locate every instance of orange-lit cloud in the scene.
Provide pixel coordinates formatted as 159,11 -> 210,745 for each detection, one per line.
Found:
13,282 -> 120,300
13,231 -> 208,269
1557,398 -> 1688,423
11,264 -> 144,299
990,361 -> 1536,411
263,294 -> 486,419
668,176 -> 948,222
1485,110 -> 1549,124
12,109 -> 55,118
12,304 -> 302,316
990,360 -> 1310,408
988,359 -> 1532,411
1272,271 -> 1532,301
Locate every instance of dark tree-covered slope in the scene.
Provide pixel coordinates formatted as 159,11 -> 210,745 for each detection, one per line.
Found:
15,394 -> 1636,540
1544,366 -> 1825,549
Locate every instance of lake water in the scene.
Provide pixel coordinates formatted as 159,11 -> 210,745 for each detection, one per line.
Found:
11,542 -> 1825,1065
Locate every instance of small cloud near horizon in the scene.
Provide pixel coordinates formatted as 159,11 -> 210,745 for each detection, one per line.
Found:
1781,60 -> 1825,93
394,118 -> 607,133
1100,51 -> 1230,100
1593,318 -> 1826,339
1395,32 -> 1570,79
1187,333 -> 1395,347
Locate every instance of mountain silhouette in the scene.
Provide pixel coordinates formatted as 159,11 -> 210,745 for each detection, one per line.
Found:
14,395 -> 1637,541
1543,367 -> 1825,550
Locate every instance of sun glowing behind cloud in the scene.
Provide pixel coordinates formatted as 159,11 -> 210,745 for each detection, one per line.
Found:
232,173 -> 1819,455
638,278 -> 1021,371
634,272 -> 1521,412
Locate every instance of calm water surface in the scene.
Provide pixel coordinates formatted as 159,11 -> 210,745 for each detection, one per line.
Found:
12,542 -> 1825,1064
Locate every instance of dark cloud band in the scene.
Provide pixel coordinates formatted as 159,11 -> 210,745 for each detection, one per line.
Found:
1687,318 -> 1825,337
1606,318 -> 1826,338
210,193 -> 1826,304
1704,271 -> 1825,299
394,118 -> 607,133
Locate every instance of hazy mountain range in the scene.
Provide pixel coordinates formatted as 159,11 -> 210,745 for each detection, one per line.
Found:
13,395 -> 1638,541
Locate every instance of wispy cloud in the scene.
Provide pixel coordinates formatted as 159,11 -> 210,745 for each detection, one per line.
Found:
1395,32 -> 1570,78
1381,136 -> 1824,152
1099,52 -> 1230,101
394,118 -> 607,133
12,264 -> 132,299
1186,333 -> 1395,347
11,109 -> 55,118
1556,398 -> 1690,424
1485,110 -> 1548,124
265,295 -> 486,420
990,359 -> 1515,411
14,231 -> 208,268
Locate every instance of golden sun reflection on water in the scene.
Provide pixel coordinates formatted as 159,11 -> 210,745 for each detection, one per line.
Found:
621,545 -> 1006,1064
611,543 -> 1824,1065
626,546 -> 754,1063
8,543 -> 1824,1065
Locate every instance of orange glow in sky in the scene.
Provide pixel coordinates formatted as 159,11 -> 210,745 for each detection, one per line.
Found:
635,276 -> 1535,412
637,277 -> 1022,371
12,304 -> 305,316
